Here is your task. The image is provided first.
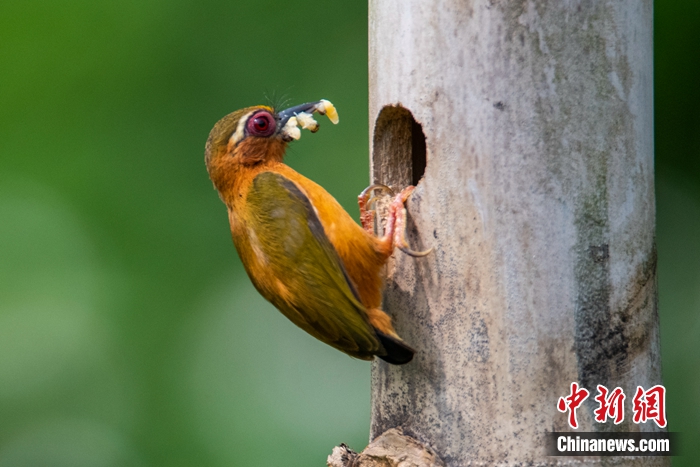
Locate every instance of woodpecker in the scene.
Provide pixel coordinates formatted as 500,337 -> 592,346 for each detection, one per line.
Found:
205,100 -> 429,364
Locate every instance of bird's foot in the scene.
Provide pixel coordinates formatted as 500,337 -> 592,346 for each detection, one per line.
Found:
389,187 -> 433,258
361,185 -> 433,258
358,184 -> 394,234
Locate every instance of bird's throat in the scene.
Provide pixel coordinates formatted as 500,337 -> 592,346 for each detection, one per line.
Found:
233,137 -> 287,165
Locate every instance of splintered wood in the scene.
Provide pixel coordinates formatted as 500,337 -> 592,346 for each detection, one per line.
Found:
327,429 -> 444,467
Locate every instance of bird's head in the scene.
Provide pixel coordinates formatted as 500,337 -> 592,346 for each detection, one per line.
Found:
205,100 -> 339,191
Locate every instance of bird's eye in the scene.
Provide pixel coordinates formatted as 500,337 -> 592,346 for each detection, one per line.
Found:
246,111 -> 276,137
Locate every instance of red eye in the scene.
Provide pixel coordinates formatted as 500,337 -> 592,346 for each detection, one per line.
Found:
246,111 -> 276,137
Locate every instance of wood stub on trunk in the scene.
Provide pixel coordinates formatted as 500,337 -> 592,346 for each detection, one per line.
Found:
327,428 -> 444,467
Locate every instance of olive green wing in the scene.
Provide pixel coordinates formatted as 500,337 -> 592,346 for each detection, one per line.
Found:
245,171 -> 381,358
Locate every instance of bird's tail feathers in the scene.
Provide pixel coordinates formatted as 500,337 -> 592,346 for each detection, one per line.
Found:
376,331 -> 415,365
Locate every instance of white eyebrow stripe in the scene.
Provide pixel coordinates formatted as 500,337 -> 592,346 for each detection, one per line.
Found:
230,110 -> 255,145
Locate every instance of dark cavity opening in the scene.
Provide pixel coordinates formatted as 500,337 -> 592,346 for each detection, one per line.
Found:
372,106 -> 427,189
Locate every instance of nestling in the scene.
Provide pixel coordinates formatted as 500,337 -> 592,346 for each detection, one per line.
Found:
204,100 -> 429,364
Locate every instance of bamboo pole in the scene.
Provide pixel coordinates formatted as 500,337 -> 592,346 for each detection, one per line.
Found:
351,1 -> 667,466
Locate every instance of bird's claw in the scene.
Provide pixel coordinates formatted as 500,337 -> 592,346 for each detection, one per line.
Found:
398,245 -> 434,257
391,186 -> 433,258
359,184 -> 434,258
359,184 -> 394,205
358,184 -> 394,233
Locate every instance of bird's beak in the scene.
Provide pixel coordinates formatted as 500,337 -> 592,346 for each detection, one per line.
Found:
278,99 -> 339,142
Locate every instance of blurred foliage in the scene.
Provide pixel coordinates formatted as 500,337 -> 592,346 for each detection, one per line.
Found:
0,0 -> 696,466
655,2 -> 700,464
0,1 -> 370,466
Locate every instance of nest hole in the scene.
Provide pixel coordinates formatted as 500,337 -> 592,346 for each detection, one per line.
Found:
372,106 -> 427,189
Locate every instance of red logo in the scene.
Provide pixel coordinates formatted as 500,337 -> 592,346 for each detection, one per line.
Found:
558,383 -> 666,428
632,385 -> 667,428
557,382 -> 590,429
593,385 -> 626,424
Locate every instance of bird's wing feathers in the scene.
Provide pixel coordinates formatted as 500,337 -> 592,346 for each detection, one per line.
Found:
245,171 -> 381,356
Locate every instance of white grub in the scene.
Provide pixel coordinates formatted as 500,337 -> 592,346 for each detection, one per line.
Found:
317,99 -> 339,124
296,111 -> 319,132
281,116 -> 301,140
281,101 -> 339,141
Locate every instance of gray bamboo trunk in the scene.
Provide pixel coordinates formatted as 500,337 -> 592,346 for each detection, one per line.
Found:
364,1 -> 666,466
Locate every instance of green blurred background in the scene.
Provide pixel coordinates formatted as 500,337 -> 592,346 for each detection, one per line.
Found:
0,1 -> 696,466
